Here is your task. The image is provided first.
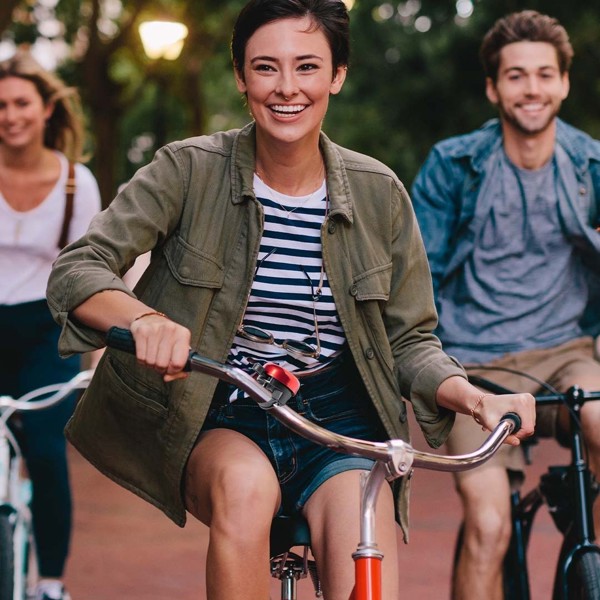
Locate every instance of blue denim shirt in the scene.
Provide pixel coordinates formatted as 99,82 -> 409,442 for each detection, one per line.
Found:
411,118 -> 600,339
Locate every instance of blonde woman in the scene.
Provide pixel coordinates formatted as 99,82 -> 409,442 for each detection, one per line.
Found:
0,51 -> 100,600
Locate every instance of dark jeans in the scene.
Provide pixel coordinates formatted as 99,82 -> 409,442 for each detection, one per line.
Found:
0,300 -> 79,578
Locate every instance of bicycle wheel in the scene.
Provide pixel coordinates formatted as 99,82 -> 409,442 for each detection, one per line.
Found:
0,511 -> 15,600
565,551 -> 600,600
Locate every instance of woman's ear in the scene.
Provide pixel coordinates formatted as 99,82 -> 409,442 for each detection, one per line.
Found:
233,64 -> 247,94
44,101 -> 55,121
330,66 -> 347,96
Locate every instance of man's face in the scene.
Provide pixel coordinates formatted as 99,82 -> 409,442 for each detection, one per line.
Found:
486,41 -> 569,137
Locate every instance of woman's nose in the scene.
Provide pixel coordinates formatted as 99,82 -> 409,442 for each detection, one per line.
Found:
275,72 -> 299,100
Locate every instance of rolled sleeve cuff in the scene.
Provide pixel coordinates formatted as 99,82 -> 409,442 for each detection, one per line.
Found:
409,355 -> 466,448
47,271 -> 136,357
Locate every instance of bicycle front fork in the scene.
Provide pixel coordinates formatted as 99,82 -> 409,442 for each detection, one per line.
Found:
349,462 -> 387,600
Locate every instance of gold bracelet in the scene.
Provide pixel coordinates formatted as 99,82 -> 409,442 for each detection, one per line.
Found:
132,311 -> 168,323
470,393 -> 490,426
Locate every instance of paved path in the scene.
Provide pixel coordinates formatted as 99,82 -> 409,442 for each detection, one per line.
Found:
63,414 -> 568,599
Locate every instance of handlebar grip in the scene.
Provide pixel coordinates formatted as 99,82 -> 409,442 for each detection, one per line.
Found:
106,327 -> 137,354
105,326 -> 193,372
501,412 -> 521,434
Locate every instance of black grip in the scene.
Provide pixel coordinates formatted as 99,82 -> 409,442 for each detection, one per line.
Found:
105,326 -> 193,372
501,412 -> 521,434
106,327 -> 137,354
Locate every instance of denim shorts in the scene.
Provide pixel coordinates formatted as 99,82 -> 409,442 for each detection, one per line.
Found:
201,353 -> 386,516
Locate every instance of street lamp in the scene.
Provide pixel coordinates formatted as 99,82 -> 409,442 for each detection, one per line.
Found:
139,21 -> 188,60
138,20 -> 188,151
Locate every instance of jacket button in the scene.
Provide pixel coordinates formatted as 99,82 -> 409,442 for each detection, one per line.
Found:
328,222 -> 336,234
350,284 -> 358,296
579,186 -> 587,195
365,347 -> 375,359
180,266 -> 190,277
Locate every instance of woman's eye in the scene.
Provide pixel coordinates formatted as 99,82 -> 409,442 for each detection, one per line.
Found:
255,63 -> 275,72
298,63 -> 318,72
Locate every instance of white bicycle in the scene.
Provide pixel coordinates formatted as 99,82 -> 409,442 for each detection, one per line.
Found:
0,370 -> 93,600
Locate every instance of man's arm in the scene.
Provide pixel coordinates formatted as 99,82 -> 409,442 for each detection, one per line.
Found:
410,147 -> 462,297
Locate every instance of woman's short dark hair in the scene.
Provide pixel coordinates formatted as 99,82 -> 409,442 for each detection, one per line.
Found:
480,10 -> 573,82
231,0 -> 350,77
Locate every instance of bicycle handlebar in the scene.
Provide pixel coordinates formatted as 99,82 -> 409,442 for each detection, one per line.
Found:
0,370 -> 94,414
105,327 -> 521,479
468,374 -> 600,406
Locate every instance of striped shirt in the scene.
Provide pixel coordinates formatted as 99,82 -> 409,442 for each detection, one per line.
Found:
226,175 -> 346,400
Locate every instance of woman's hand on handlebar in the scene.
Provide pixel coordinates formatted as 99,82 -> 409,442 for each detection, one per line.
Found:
436,375 -> 535,446
474,391 -> 535,446
130,312 -> 191,382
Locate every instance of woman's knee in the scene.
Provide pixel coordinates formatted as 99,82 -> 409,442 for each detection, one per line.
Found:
184,430 -> 280,530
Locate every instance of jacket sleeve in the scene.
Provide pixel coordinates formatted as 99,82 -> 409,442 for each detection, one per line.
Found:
46,146 -> 186,356
386,182 -> 466,445
410,146 -> 462,300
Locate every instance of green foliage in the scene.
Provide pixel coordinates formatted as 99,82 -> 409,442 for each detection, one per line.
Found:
324,0 -> 600,185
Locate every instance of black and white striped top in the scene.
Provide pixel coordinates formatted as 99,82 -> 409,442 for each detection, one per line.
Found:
226,175 -> 346,394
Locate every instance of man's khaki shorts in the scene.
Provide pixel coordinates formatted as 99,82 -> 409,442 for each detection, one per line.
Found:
445,337 -> 600,482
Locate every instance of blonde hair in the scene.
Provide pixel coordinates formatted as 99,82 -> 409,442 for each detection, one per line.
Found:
0,50 -> 86,162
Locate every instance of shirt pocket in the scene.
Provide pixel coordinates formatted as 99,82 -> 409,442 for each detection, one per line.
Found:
163,234 -> 224,288
351,262 -> 394,372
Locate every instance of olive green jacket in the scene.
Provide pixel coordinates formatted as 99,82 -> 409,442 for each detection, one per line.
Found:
47,123 -> 465,541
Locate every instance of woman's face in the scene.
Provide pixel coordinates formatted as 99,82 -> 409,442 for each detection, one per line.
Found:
0,76 -> 52,150
235,16 -> 346,148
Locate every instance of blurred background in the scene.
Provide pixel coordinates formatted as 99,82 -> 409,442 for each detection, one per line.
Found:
1,0 -> 598,208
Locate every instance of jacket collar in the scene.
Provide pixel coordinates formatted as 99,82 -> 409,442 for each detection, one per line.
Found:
445,117 -> 600,174
231,122 -> 354,223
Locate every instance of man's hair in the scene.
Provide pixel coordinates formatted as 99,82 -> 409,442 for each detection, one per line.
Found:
231,0 -> 350,78
480,10 -> 573,82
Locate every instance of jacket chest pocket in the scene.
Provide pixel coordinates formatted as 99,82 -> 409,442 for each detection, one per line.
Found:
163,234 -> 224,288
350,263 -> 392,302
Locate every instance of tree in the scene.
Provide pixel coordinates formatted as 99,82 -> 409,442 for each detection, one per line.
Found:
2,0 -> 246,206
325,0 -> 600,185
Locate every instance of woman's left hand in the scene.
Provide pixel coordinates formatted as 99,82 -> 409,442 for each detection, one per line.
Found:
436,375 -> 536,445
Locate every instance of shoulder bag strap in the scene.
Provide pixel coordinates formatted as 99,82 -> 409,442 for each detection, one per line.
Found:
57,162 -> 76,250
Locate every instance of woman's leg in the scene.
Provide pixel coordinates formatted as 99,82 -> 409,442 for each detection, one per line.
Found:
15,303 -> 79,579
184,428 -> 281,600
303,469 -> 400,600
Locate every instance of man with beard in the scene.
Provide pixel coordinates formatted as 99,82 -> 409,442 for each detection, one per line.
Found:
411,11 -> 600,599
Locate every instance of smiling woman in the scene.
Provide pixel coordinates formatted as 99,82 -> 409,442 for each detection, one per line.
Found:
0,50 -> 101,600
46,2 -> 535,600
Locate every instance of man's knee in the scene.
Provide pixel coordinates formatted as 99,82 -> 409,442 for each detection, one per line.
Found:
457,468 -> 513,554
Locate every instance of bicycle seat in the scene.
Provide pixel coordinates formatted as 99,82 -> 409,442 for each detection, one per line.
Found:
270,514 -> 311,558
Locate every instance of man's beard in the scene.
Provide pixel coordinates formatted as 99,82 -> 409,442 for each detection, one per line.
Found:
498,102 -> 561,136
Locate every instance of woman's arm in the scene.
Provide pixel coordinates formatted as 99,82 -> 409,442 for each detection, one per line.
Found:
72,289 -> 191,382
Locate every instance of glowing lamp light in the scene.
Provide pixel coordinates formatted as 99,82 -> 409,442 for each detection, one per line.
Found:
139,21 -> 188,60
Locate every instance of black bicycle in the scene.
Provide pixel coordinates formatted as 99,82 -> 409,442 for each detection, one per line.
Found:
465,372 -> 600,600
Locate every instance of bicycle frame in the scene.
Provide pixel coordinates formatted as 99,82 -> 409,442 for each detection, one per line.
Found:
469,375 -> 600,600
0,370 -> 94,600
106,327 -> 520,600
525,388 -> 600,600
